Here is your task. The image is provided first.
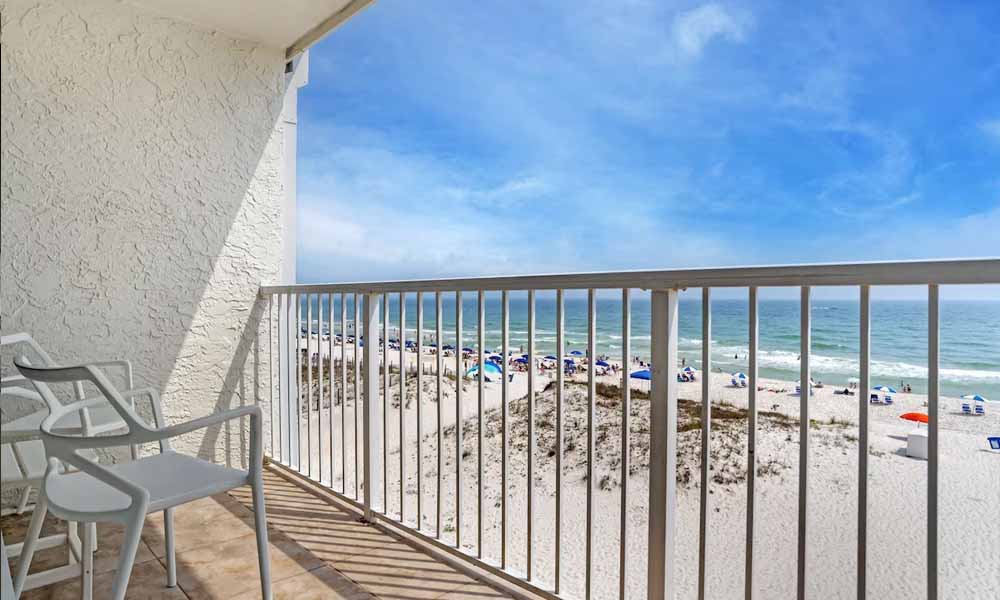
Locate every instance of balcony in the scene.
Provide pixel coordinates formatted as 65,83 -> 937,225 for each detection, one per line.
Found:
2,467 -> 518,599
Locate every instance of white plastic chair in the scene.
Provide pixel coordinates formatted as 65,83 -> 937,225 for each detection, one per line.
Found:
2,333 -> 134,593
11,358 -> 272,600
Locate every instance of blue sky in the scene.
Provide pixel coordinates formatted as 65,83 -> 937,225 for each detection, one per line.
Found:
295,1 -> 999,297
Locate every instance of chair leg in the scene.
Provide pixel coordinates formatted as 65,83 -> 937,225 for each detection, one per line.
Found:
250,479 -> 272,600
109,511 -> 145,600
81,521 -> 94,600
15,486 -> 32,515
164,508 -> 177,587
12,494 -> 47,598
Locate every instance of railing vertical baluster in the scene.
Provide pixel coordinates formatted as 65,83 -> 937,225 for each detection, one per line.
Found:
477,289 -> 485,557
555,288 -> 564,593
318,294 -> 324,483
585,289 -> 596,600
341,293 -> 347,494
354,293 -> 361,499
383,294 -> 389,508
927,284 -> 940,600
363,293 -> 382,522
526,289 -> 536,581
456,291 -> 464,547
797,286 -> 811,600
648,288 -> 679,600
746,286 -> 759,600
307,294 -> 313,478
279,294 -> 287,464
436,291 -> 444,538
698,287 -> 712,600
619,288 -> 630,600
501,290 -> 510,568
416,292 -> 424,530
268,295 -> 276,461
400,292 -> 407,521
328,293 -> 334,485
858,285 -> 870,599
296,293 -> 303,470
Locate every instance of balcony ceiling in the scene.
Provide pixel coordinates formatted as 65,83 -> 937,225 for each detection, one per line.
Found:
129,0 -> 371,57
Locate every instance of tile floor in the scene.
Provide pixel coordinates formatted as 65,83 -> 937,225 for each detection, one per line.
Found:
1,467 -> 519,600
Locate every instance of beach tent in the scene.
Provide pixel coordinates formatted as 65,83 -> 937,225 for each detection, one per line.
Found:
466,362 -> 503,380
631,369 -> 652,380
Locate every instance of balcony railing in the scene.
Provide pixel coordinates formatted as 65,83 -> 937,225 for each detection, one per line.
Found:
258,259 -> 998,600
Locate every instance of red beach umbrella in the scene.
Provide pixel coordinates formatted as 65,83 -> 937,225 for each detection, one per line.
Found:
899,412 -> 929,424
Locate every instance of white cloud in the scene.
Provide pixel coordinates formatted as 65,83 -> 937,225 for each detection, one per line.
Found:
672,3 -> 750,58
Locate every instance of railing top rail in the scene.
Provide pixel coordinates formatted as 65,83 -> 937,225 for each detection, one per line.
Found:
260,258 -> 999,295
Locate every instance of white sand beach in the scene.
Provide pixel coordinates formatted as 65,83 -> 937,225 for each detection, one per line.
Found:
288,338 -> 1000,599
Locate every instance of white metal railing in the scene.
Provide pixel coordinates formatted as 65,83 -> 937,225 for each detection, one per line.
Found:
258,258 -> 998,600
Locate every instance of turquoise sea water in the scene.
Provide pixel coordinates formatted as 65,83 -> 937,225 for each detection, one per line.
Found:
299,295 -> 1000,399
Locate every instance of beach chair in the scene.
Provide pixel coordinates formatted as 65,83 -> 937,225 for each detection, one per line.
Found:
962,401 -> 972,414
870,393 -> 880,404
884,394 -> 894,405
988,437 -> 1000,451
974,401 -> 985,416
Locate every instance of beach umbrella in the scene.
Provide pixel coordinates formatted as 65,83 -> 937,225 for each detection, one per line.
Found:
960,394 -> 990,402
732,372 -> 747,380
899,412 -> 929,424
682,366 -> 697,373
489,354 -> 503,361
521,354 -> 529,359
873,385 -> 896,394
564,358 -> 576,364
630,369 -> 651,380
443,344 -> 455,350
596,360 -> 610,367
462,347 -> 474,353
514,357 -> 529,364
570,350 -> 584,356
544,355 -> 558,360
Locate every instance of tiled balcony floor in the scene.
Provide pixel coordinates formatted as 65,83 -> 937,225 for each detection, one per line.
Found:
2,467 -> 517,600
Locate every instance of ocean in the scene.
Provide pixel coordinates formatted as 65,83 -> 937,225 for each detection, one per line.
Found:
298,294 -> 1000,399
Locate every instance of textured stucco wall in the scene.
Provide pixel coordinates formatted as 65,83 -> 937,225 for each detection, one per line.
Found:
1,0 -> 286,471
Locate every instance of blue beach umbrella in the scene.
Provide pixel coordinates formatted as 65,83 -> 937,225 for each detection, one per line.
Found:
570,350 -> 585,356
544,355 -> 558,360
961,394 -> 989,402
462,347 -> 474,353
873,385 -> 896,394
514,357 -> 529,364
630,369 -> 651,380
682,366 -> 697,373
596,360 -> 610,367
443,344 -> 455,350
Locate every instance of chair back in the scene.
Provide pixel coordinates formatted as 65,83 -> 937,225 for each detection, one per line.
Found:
2,333 -> 86,404
13,358 -> 152,461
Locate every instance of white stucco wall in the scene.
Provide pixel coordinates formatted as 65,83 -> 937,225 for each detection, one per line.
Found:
1,0 -> 290,472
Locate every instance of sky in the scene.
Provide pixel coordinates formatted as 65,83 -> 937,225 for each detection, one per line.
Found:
295,1 -> 999,299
